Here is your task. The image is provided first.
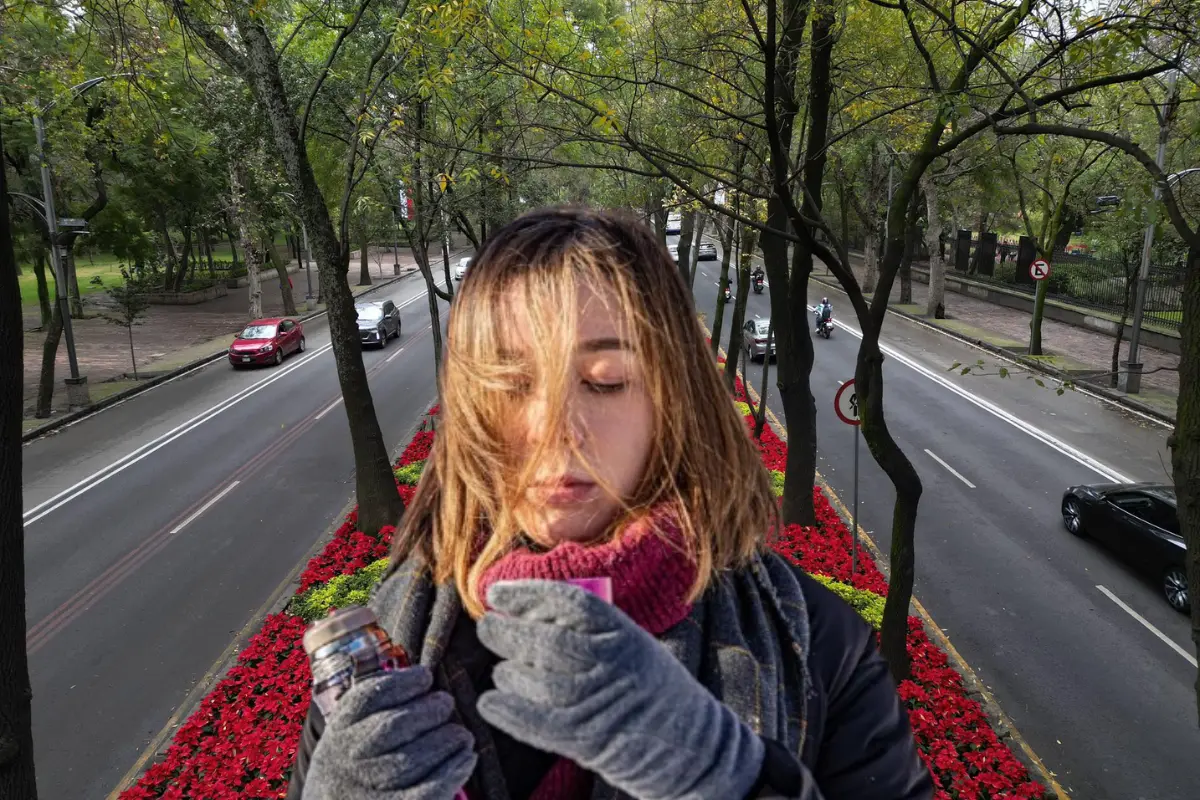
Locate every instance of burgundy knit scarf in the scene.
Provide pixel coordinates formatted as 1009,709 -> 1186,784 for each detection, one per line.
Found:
476,508 -> 698,800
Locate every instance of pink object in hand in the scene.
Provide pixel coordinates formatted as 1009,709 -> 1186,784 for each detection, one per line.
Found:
565,577 -> 613,603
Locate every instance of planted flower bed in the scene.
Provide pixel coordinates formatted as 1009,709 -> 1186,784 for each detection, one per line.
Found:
122,390 -> 1045,800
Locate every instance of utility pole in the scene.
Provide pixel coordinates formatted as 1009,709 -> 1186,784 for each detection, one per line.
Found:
1121,72 -> 1178,394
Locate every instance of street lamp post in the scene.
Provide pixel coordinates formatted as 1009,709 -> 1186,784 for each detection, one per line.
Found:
33,75 -> 126,410
1121,73 -> 1180,395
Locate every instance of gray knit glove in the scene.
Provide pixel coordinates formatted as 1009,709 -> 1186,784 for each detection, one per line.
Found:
303,666 -> 476,800
476,579 -> 765,800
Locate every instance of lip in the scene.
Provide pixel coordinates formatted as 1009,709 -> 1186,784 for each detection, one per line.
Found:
530,478 -> 598,505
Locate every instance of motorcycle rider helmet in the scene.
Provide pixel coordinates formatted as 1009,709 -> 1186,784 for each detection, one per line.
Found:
821,297 -> 829,305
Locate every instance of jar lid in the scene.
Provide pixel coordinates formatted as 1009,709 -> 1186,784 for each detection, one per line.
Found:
303,606 -> 379,655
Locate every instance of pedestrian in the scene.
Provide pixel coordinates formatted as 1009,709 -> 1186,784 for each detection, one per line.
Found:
287,208 -> 932,800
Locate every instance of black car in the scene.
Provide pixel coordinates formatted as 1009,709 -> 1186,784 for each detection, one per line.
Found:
1061,482 -> 1188,612
355,300 -> 402,348
697,242 -> 718,261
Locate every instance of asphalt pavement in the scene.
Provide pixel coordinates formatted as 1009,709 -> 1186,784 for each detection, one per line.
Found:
688,240 -> 1199,800
22,270 -> 451,799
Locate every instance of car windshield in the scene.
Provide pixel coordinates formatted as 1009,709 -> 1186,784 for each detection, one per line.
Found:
239,324 -> 276,339
756,320 -> 771,334
357,306 -> 383,321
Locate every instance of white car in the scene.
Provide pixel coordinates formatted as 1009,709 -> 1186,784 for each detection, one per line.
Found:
454,257 -> 472,280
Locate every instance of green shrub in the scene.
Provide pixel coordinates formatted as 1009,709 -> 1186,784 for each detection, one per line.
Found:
769,470 -> 785,497
734,401 -> 752,417
289,559 -> 390,622
393,460 -> 425,486
811,574 -> 885,630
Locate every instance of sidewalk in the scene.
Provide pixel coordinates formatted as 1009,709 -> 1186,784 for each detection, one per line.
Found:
21,247 -> 445,428
812,258 -> 1179,420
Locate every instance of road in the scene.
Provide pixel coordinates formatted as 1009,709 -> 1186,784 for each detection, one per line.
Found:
687,239 -> 1200,800
22,269 -> 451,799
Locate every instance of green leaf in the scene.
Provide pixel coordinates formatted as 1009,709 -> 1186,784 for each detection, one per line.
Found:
1034,378 -> 1046,388
960,367 -> 970,375
948,362 -> 961,371
998,367 -> 1009,378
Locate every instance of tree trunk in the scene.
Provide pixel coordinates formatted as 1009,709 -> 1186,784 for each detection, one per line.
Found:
127,324 -> 138,380
229,164 -> 263,320
651,198 -> 668,249
35,303 -> 62,418
923,176 -> 945,318
862,233 -> 878,294
274,253 -> 298,316
754,320 -> 774,439
173,223 -> 193,292
158,212 -> 177,290
413,238 -> 445,383
676,210 -> 696,285
723,224 -> 758,392
689,214 -> 708,290
232,12 -> 402,534
856,333 -> 922,680
358,224 -> 372,286
0,124 -> 39,799
203,228 -> 215,273
224,215 -> 241,269
32,244 -> 52,328
1112,252 -> 1137,388
1029,277 -> 1049,356
1168,246 -> 1200,723
710,221 -> 735,359
898,204 -> 916,305
440,213 -> 453,295
66,244 -> 83,318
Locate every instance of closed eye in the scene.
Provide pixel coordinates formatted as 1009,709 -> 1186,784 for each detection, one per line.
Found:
584,380 -> 627,394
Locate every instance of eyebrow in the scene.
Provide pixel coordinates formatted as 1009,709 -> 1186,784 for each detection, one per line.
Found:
579,337 -> 629,353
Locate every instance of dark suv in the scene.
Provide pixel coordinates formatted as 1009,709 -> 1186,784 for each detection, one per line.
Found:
356,300 -> 402,348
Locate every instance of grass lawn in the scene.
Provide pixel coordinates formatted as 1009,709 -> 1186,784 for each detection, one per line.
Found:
17,242 -> 241,308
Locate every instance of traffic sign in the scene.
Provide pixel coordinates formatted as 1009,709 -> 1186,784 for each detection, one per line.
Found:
834,379 -> 859,426
1030,259 -> 1051,281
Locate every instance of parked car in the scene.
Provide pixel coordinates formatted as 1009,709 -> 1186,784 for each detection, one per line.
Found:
742,317 -> 775,363
697,242 -> 718,260
454,257 -> 472,280
667,244 -> 679,262
229,318 -> 305,368
356,299 -> 402,348
665,215 -> 682,235
1061,482 -> 1188,612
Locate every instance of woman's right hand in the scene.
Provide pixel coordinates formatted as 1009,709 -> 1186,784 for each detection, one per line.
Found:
302,666 -> 476,800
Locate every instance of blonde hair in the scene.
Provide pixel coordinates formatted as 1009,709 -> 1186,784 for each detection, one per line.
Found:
390,207 -> 777,617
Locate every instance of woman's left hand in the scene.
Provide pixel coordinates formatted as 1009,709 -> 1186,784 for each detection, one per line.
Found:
476,579 -> 765,800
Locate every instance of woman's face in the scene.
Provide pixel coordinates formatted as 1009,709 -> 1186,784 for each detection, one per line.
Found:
506,279 -> 655,546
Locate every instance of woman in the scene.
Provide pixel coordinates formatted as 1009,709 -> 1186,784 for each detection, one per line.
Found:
289,208 -> 932,800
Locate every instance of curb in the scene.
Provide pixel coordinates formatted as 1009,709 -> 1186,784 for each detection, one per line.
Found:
703,321 -> 1071,800
807,272 -> 1176,427
104,399 -> 438,799
23,265 -> 432,444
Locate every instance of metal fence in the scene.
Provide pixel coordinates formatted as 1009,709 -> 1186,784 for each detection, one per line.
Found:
956,240 -> 1185,332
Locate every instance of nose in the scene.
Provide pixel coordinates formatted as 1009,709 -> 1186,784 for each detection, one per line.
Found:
521,384 -> 585,453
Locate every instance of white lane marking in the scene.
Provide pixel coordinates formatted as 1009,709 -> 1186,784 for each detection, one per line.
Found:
314,397 -> 343,420
924,449 -> 977,489
1096,585 -> 1197,667
385,346 -> 405,363
23,343 -> 333,525
169,481 -> 241,535
808,305 -> 1132,484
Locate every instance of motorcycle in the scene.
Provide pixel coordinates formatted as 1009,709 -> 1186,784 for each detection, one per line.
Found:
817,318 -> 833,339
752,275 -> 765,294
723,286 -> 733,303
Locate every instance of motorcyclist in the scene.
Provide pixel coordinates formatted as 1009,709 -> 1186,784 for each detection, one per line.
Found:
814,297 -> 833,332
751,267 -> 765,284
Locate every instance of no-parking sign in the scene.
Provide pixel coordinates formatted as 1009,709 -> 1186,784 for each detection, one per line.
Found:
1030,259 -> 1051,281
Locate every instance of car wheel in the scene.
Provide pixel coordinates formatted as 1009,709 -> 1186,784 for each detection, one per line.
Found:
379,328 -> 388,348
1061,498 -> 1084,536
1163,567 -> 1189,613
298,336 -> 306,353
273,349 -> 283,366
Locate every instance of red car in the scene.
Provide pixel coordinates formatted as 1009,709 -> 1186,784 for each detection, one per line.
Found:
228,318 -> 306,368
